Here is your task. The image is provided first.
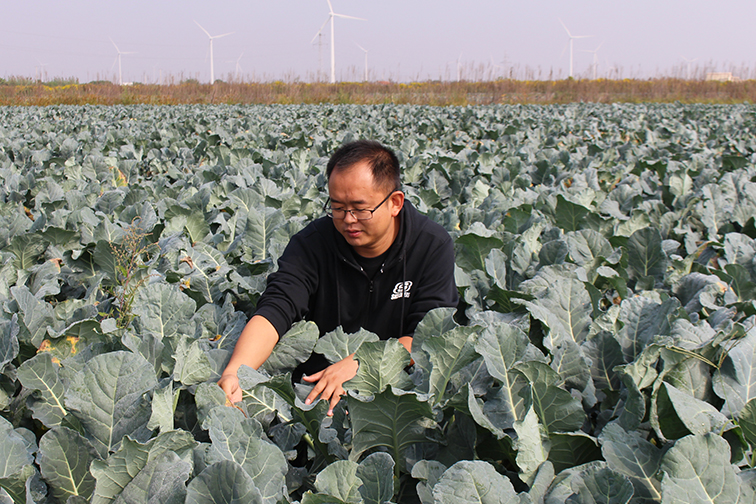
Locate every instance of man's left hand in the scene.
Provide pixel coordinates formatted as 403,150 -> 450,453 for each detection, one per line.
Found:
302,355 -> 359,416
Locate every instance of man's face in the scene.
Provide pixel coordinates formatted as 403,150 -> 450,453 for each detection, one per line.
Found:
327,161 -> 404,258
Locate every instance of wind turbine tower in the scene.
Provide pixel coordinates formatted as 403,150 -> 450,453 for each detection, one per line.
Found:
110,39 -> 136,86
194,21 -> 234,83
581,41 -> 604,80
681,56 -> 698,80
357,44 -> 368,81
312,0 -> 365,83
559,19 -> 591,79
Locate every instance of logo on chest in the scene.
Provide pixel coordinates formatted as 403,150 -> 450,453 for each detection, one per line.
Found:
391,281 -> 413,300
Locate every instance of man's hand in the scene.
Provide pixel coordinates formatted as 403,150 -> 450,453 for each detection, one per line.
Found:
218,374 -> 242,404
302,355 -> 359,416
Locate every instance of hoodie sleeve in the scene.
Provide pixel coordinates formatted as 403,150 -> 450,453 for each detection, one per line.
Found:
403,231 -> 458,337
253,228 -> 320,339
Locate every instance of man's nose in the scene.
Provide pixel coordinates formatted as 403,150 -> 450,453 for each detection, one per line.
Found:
343,210 -> 359,222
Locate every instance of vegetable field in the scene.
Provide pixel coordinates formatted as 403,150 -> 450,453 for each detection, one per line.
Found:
2,103 -> 756,503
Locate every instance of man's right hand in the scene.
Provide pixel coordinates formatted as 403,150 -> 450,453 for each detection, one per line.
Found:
218,374 -> 242,404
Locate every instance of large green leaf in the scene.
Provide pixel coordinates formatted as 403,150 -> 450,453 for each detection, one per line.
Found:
423,326 -> 480,405
544,461 -> 633,504
65,351 -> 158,458
513,406 -> 549,486
260,320 -> 319,374
349,387 -> 435,468
172,337 -> 213,386
11,285 -> 55,347
713,326 -> 756,417
0,417 -> 33,479
432,460 -> 519,504
38,427 -> 97,503
455,231 -> 504,273
90,430 -> 196,504
616,296 -> 678,363
657,382 -> 731,437
626,227 -> 667,285
599,423 -> 662,502
0,315 -> 19,369
555,195 -> 592,233
131,282 -> 196,341
314,327 -> 379,364
518,276 -> 592,350
660,433 -> 744,503
185,461 -> 263,504
239,206 -> 286,262
303,460 -> 362,504
7,233 -> 46,270
346,339 -> 412,396
111,451 -> 190,504
17,352 -> 67,427
516,361 -> 585,434
356,453 -> 395,504
205,407 -> 287,504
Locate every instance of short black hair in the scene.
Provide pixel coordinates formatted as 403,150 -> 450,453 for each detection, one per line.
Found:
326,140 -> 401,192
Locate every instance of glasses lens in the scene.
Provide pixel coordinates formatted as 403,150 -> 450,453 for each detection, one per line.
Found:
354,210 -> 373,220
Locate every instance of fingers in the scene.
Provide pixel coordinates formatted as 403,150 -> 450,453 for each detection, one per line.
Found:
218,375 -> 242,404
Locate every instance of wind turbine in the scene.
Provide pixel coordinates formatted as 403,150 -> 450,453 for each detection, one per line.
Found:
356,43 -> 368,81
581,41 -> 604,80
311,0 -> 365,83
194,20 -> 234,83
233,53 -> 243,81
559,19 -> 591,78
110,38 -> 136,86
681,56 -> 698,80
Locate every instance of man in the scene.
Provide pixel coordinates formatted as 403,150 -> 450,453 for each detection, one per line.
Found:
218,140 -> 458,415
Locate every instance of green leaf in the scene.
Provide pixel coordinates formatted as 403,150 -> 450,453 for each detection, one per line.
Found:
626,227 -> 667,283
205,407 -> 287,504
581,332 -> 624,392
423,326 -> 479,405
412,307 -> 459,375
7,233 -> 46,270
240,206 -> 286,262
0,315 -> 19,369
132,282 -> 197,341
432,460 -> 519,504
38,427 -> 97,503
346,339 -> 412,396
11,285 -> 55,347
513,407 -> 550,486
148,380 -> 178,433
455,232 -> 504,273
17,352 -> 67,427
356,453 -> 395,504
738,398 -> 756,449
599,423 -> 662,502
548,432 -> 601,474
65,351 -> 158,458
412,460 -> 447,504
0,418 -> 33,479
173,337 -> 213,386
314,327 -> 380,364
616,296 -> 678,363
660,433 -> 742,503
713,326 -> 756,417
659,382 -> 731,436
474,321 -> 531,383
485,248 -> 507,289
517,361 -> 585,434
349,387 -> 435,468
546,461 -> 634,504
518,276 -> 592,350
555,195 -> 592,233
185,461 -> 263,504
306,460 -> 362,504
260,320 -> 319,374
111,451 -> 190,504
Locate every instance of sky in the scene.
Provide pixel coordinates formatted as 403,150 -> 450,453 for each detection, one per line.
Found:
2,0 -> 755,84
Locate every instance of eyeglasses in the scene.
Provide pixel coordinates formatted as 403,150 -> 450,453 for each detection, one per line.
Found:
324,191 -> 397,220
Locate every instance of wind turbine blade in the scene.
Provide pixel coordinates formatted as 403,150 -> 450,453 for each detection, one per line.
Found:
311,17 -> 330,43
194,20 -> 212,38
111,56 -> 118,71
110,37 -> 121,53
356,43 -> 367,52
559,19 -> 572,38
595,41 -> 604,52
326,0 -> 334,14
212,32 -> 234,39
332,13 -> 366,20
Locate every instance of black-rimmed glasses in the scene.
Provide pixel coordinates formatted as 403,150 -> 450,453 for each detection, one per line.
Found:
324,191 -> 396,220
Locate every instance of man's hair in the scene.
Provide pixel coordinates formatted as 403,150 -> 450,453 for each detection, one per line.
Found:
326,140 -> 401,192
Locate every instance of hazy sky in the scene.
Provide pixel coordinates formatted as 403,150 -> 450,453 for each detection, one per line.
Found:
3,1 -> 754,83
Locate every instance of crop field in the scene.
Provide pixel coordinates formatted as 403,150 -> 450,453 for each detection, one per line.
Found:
2,103 -> 756,503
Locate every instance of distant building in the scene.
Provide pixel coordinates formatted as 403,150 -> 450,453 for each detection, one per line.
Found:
705,72 -> 741,82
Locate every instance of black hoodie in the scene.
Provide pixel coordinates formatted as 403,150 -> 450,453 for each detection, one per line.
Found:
254,200 -> 458,376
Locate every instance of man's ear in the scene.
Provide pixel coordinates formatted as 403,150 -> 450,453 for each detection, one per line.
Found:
390,191 -> 405,216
